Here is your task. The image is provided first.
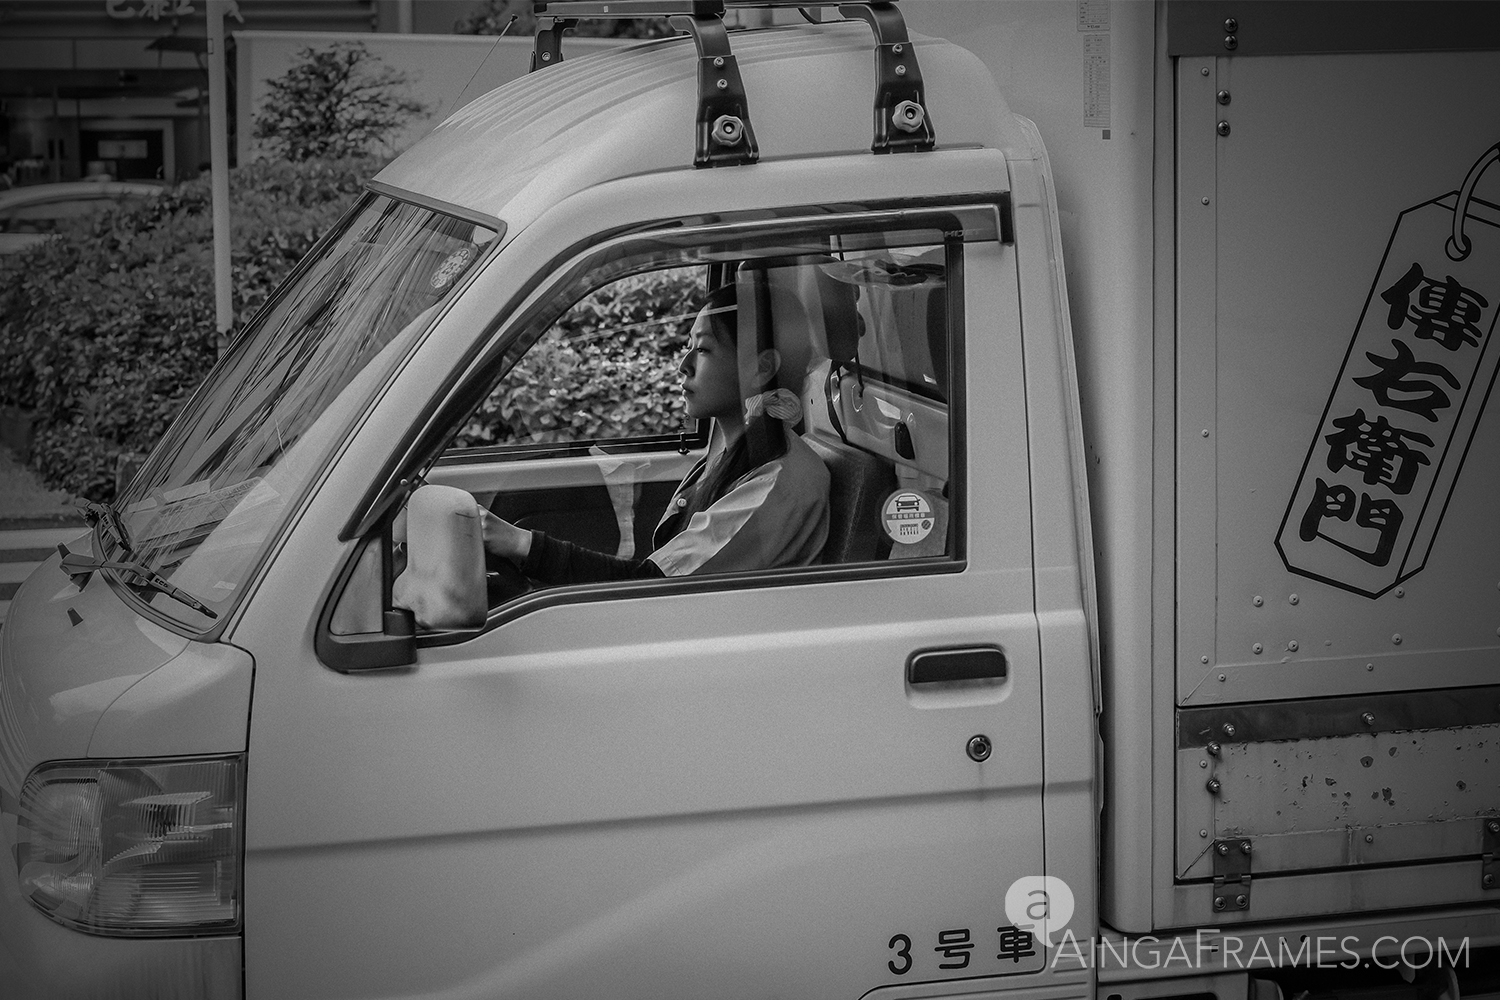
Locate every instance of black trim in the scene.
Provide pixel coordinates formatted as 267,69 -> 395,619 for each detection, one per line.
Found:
1176,684 -> 1500,747
1167,1 -> 1500,57
946,232 -> 967,563
364,180 -> 505,233
315,529 -> 417,673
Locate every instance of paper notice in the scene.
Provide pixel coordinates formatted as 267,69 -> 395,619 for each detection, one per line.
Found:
1084,34 -> 1111,130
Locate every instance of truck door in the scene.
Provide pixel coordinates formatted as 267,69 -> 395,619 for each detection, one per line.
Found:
246,197 -> 1047,999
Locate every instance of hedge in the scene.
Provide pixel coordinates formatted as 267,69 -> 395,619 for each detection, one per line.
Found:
0,157 -> 377,500
1,159 -> 706,501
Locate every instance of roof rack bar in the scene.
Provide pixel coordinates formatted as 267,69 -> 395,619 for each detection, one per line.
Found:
536,0 -> 886,14
838,1 -> 935,153
667,13 -> 761,168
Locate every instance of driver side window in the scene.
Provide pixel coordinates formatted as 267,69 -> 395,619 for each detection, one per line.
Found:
371,215 -> 979,638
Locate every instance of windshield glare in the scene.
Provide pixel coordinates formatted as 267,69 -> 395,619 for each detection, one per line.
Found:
116,194 -> 496,630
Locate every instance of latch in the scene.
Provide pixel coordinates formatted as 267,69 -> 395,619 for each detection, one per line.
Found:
1483,818 -> 1499,891
1212,838 -> 1252,912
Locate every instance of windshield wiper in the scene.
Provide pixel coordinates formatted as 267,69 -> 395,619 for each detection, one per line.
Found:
58,544 -> 218,620
77,498 -> 133,556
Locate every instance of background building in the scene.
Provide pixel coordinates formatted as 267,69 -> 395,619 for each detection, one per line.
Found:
0,0 -> 497,186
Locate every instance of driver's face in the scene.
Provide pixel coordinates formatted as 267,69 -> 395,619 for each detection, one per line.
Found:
678,310 -> 739,421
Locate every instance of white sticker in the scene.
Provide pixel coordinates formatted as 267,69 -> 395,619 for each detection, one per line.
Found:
430,246 -> 474,290
882,490 -> 935,545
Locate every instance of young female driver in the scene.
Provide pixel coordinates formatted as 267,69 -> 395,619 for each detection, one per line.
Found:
480,282 -> 831,582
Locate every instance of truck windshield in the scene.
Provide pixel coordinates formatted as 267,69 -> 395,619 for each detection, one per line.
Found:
113,193 -> 497,631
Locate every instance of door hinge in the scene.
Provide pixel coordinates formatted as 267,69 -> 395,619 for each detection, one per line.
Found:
1483,818 -> 1499,891
1212,838 -> 1252,912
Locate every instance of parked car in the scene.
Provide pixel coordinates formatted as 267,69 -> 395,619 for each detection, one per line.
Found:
0,180 -> 164,253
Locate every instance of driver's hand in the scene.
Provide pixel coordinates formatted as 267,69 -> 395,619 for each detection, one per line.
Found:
480,507 -> 533,563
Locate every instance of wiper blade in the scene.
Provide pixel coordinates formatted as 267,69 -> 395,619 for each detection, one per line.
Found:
77,499 -> 133,556
58,544 -> 218,620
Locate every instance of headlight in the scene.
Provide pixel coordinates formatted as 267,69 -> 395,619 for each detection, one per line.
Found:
17,755 -> 242,936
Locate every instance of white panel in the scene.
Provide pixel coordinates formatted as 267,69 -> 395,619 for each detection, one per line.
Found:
1197,50 -> 1500,705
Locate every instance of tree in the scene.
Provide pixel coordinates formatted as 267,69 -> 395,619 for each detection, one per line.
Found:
253,43 -> 427,161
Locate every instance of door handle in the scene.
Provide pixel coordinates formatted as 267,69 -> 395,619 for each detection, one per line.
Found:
907,646 -> 1007,685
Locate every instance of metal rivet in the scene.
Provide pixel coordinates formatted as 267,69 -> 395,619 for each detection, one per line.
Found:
1365,834 -> 1374,843
1217,89 -> 1231,105
894,64 -> 907,76
1207,778 -> 1222,794
1201,428 -> 1210,437
1207,742 -> 1221,756
1201,829 -> 1209,838
713,55 -> 724,67
1201,66 -> 1210,76
1222,723 -> 1236,738
1224,17 -> 1238,31
1218,674 -> 1227,682
967,734 -> 992,762
1252,643 -> 1263,654
541,51 -> 552,61
1224,34 -> 1238,50
1288,640 -> 1299,652
1289,594 -> 1299,605
1253,596 -> 1263,607
1201,759 -> 1209,768
892,42 -> 904,54
1201,654 -> 1210,664
1392,633 -> 1402,645
716,78 -> 728,90
1394,587 -> 1405,598
1201,196 -> 1211,205
1362,712 -> 1376,726
1366,663 -> 1375,671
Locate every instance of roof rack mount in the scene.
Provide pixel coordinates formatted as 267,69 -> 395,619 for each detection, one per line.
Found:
530,0 -> 932,160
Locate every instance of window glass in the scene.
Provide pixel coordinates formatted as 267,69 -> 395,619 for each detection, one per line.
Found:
400,213 -> 993,631
453,266 -> 705,454
115,195 -> 495,631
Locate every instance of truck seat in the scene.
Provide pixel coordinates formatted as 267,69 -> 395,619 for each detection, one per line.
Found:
757,260 -> 899,565
802,431 -> 896,563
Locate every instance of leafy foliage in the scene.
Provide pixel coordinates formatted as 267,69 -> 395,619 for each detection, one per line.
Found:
252,42 -> 426,161
456,268 -> 704,448
456,0 -> 675,39
0,157 -> 377,500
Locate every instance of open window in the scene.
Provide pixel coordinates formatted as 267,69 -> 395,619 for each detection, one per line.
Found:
320,206 -> 1000,669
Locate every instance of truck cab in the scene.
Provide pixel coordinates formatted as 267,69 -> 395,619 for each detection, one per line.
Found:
2,2 -> 1497,998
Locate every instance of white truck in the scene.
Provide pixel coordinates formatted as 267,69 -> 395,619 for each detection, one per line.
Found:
2,2 -> 1497,997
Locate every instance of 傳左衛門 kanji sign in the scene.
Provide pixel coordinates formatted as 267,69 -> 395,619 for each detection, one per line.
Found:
1277,140 -> 1500,598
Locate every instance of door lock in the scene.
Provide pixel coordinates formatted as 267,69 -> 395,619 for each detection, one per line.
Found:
967,734 -> 992,762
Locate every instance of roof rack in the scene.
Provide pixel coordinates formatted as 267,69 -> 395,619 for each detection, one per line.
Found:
531,0 -> 934,163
